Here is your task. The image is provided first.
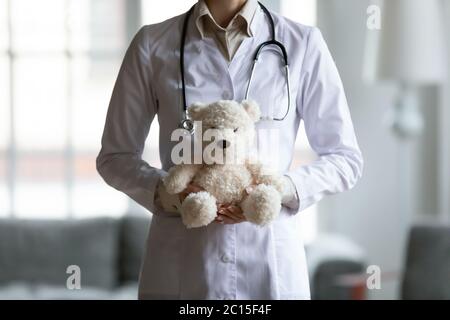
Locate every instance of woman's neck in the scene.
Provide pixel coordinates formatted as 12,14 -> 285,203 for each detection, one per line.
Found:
204,0 -> 247,28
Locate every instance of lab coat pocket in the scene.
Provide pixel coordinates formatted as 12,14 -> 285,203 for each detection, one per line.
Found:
178,227 -> 211,299
138,215 -> 186,299
271,217 -> 311,299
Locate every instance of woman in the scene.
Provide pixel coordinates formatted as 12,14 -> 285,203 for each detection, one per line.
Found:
97,0 -> 363,300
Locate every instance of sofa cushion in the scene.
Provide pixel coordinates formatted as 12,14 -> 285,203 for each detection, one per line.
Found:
0,282 -> 111,300
0,217 -> 120,290
0,282 -> 137,300
401,225 -> 450,299
119,213 -> 151,282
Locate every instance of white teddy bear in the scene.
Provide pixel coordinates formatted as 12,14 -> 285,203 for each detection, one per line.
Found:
163,100 -> 284,228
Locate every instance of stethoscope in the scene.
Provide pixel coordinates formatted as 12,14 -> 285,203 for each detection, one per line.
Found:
180,1 -> 291,134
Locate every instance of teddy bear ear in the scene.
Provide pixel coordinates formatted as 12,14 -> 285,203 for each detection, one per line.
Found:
187,102 -> 207,121
242,100 -> 261,122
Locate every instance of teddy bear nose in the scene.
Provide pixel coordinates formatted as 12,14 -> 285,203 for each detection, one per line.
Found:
219,140 -> 231,149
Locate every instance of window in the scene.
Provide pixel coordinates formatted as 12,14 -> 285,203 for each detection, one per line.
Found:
0,0 -> 131,218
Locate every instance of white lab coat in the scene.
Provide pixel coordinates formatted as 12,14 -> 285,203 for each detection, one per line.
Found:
97,4 -> 363,300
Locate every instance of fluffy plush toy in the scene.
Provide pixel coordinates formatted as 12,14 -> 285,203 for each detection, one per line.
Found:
163,100 -> 284,228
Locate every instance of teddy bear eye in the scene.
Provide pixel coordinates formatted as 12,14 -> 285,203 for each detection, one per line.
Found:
233,128 -> 239,133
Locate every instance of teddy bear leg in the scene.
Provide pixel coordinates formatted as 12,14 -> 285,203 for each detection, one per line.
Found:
180,191 -> 217,228
241,184 -> 281,226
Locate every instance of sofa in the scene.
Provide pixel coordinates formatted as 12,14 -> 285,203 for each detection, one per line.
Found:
0,213 -> 365,300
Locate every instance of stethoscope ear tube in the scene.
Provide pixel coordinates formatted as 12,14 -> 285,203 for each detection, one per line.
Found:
245,62 -> 291,122
253,40 -> 288,66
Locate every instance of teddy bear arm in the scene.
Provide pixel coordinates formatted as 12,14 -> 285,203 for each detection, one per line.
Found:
163,164 -> 202,194
244,161 -> 263,179
246,161 -> 284,194
257,174 -> 284,194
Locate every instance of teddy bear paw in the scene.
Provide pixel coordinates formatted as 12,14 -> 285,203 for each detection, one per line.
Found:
162,175 -> 185,195
241,184 -> 281,226
180,191 -> 217,228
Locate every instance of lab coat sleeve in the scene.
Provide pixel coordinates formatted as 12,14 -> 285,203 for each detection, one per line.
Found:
284,27 -> 363,212
96,26 -> 166,213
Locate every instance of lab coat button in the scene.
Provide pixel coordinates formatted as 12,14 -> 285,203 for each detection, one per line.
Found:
221,254 -> 232,263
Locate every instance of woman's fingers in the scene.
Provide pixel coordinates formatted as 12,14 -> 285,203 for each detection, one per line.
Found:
177,187 -> 248,225
216,205 -> 247,224
227,205 -> 244,216
215,214 -> 243,224
225,205 -> 246,220
179,183 -> 203,202
186,184 -> 203,193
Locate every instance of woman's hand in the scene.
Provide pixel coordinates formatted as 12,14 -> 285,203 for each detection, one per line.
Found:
178,185 -> 247,224
215,204 -> 247,224
213,185 -> 253,224
178,183 -> 204,202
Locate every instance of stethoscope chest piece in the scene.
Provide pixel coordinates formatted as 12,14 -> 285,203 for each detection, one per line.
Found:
180,118 -> 195,135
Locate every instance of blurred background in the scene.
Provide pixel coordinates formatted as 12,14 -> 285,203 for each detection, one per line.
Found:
0,0 -> 449,300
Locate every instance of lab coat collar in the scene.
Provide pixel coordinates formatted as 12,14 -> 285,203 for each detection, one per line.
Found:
193,0 -> 261,39
189,6 -> 265,63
